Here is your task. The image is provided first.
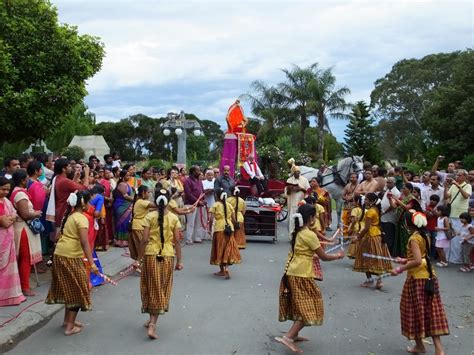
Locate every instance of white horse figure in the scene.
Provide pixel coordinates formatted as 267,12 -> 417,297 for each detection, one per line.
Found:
300,156 -> 364,227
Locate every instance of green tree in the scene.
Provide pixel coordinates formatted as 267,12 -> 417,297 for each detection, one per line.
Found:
370,51 -> 462,161
61,145 -> 85,161
45,103 -> 96,152
0,0 -> 104,143
307,64 -> 350,159
420,50 -> 474,164
343,101 -> 381,164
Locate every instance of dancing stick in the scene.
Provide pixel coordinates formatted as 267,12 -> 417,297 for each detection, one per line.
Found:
362,253 -> 406,264
320,240 -> 336,245
324,228 -> 341,242
99,273 -> 118,286
119,263 -> 137,276
377,272 -> 393,279
191,193 -> 206,208
326,240 -> 351,253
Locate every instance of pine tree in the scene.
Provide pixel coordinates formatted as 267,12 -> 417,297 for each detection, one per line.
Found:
343,101 -> 381,164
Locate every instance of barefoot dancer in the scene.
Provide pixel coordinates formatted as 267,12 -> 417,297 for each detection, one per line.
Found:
276,204 -> 344,353
45,191 -> 99,336
391,211 -> 449,355
346,196 -> 364,259
140,189 -> 183,339
353,193 -> 392,289
209,189 -> 241,279
228,187 -> 247,249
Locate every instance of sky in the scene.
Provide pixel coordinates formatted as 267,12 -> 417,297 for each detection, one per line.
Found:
53,0 -> 473,141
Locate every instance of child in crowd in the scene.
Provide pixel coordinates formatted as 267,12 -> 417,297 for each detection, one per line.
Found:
140,189 -> 183,339
458,212 -> 474,272
391,211 -> 449,355
425,194 -> 440,258
209,188 -> 241,279
276,204 -> 344,353
435,206 -> 450,267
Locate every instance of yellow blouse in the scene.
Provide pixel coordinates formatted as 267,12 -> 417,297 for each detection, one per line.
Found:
55,212 -> 89,258
132,199 -> 151,230
407,232 -> 436,279
286,227 -> 321,278
210,201 -> 235,232
365,207 -> 381,238
142,211 -> 181,256
350,207 -> 364,233
309,204 -> 325,233
167,199 -> 179,215
227,196 -> 246,223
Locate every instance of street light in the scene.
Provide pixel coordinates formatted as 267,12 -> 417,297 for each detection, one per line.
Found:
162,110 -> 203,165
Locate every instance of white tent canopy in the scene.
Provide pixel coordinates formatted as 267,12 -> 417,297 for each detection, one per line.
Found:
69,135 -> 110,162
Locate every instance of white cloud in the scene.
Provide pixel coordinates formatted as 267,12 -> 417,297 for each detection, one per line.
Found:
56,0 -> 473,138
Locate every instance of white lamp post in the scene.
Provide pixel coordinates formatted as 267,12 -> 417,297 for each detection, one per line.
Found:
162,111 -> 203,165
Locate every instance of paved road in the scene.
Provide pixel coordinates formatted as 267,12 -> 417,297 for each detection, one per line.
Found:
7,220 -> 474,355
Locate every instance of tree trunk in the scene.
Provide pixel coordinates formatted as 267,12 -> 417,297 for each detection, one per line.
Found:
316,113 -> 325,159
300,110 -> 307,150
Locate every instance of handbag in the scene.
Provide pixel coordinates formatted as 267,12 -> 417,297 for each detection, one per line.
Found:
224,224 -> 233,236
445,220 -> 455,240
27,218 -> 45,234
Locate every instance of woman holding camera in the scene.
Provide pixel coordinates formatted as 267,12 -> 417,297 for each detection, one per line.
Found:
209,188 -> 241,279
140,189 -> 183,340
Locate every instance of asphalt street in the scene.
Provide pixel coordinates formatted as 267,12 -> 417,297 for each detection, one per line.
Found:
6,218 -> 474,355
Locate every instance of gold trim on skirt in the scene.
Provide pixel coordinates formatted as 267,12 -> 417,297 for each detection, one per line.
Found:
210,231 -> 241,265
353,235 -> 392,274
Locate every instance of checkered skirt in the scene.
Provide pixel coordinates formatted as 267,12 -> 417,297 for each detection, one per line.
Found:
210,231 -> 241,265
129,229 -> 144,261
400,277 -> 449,340
45,255 -> 91,311
312,256 -> 323,281
234,224 -> 246,249
141,255 -> 174,315
353,235 -> 392,274
346,240 -> 358,259
279,275 -> 324,326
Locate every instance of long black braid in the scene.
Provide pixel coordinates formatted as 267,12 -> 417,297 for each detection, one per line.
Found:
155,189 -> 169,261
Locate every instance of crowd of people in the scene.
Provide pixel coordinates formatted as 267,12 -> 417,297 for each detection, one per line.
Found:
1,151 -> 472,352
0,152 -> 248,338
277,156 -> 473,354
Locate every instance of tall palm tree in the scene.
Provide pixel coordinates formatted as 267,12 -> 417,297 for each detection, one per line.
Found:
278,64 -> 315,149
240,80 -> 286,137
307,65 -> 350,159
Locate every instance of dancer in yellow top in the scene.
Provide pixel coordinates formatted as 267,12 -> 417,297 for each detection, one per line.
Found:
276,204 -> 344,353
140,189 -> 183,340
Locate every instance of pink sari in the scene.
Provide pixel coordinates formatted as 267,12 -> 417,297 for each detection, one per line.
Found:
0,198 -> 26,306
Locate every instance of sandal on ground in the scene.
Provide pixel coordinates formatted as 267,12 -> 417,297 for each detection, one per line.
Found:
459,266 -> 471,273
275,336 -> 303,353
214,271 -> 225,277
64,326 -> 82,336
224,270 -> 231,280
375,279 -> 383,290
360,279 -> 373,288
147,323 -> 158,339
436,261 -> 448,267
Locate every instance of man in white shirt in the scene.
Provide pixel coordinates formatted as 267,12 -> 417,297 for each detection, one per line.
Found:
406,171 -> 431,208
242,154 -> 266,195
421,173 -> 444,210
380,177 -> 401,256
286,166 -> 310,234
202,169 -> 215,240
